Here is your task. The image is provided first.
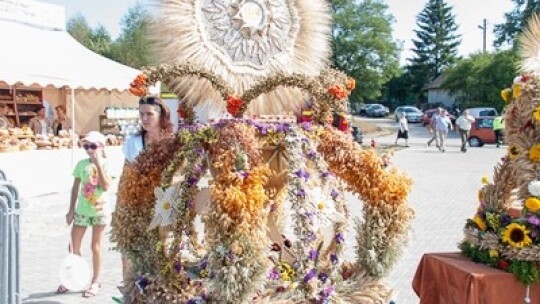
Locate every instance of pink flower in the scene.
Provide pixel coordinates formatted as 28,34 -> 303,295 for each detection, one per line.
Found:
82,183 -> 95,198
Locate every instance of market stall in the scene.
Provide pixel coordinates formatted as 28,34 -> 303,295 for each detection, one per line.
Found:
0,0 -> 140,137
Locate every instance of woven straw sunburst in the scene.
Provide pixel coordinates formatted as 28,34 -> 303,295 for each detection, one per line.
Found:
152,0 -> 332,115
520,14 -> 540,75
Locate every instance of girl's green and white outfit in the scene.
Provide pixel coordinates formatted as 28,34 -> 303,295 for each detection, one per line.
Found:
73,159 -> 108,227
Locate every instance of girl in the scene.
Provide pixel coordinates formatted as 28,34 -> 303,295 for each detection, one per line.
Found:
57,131 -> 111,297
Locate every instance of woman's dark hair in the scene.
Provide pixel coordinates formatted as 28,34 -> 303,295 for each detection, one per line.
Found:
139,96 -> 173,134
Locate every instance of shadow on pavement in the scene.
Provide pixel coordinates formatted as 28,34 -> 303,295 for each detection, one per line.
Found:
22,291 -> 65,304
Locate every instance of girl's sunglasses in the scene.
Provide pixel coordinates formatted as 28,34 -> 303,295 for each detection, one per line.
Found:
139,97 -> 157,104
83,143 -> 99,150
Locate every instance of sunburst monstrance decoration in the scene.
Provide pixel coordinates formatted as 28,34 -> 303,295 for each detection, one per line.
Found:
153,0 -> 331,114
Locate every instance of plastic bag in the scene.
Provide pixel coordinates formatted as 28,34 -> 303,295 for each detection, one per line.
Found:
59,253 -> 91,291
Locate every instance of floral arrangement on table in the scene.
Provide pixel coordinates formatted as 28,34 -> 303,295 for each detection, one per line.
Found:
460,73 -> 540,294
111,116 -> 414,303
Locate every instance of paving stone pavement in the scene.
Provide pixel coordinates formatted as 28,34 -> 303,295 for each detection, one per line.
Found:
16,124 -> 506,304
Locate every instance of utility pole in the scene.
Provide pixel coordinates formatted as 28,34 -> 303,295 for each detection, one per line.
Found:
478,18 -> 487,52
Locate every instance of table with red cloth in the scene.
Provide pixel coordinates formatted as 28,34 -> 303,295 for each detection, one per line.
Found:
412,252 -> 540,304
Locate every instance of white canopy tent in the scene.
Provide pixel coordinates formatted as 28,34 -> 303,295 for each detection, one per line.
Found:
0,0 -> 141,135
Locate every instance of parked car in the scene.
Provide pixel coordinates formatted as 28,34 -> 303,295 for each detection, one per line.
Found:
465,107 -> 498,118
422,108 -> 456,126
394,106 -> 423,123
468,116 -> 503,147
357,104 -> 376,116
366,104 -> 389,117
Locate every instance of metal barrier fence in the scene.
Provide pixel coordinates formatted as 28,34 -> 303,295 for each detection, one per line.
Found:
0,170 -> 20,304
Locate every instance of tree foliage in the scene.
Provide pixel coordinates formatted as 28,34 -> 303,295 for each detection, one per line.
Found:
408,0 -> 461,100
109,4 -> 155,69
441,50 -> 519,111
66,4 -> 154,69
330,0 -> 400,105
494,0 -> 540,48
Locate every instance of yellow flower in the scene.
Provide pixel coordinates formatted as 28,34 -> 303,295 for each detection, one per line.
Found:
489,249 -> 499,258
508,146 -> 519,159
317,202 -> 326,210
162,202 -> 171,210
501,88 -> 512,103
481,176 -> 490,185
534,107 -> 540,122
529,144 -> 540,162
473,215 -> 487,231
512,83 -> 522,99
478,190 -> 484,202
525,197 -> 540,212
502,223 -> 532,248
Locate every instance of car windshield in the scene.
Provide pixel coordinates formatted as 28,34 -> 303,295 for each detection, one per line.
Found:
403,107 -> 420,113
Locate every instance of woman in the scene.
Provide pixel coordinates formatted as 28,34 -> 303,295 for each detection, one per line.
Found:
123,96 -> 173,162
57,131 -> 110,297
52,105 -> 72,135
28,106 -> 52,136
120,96 -> 173,286
394,112 -> 409,147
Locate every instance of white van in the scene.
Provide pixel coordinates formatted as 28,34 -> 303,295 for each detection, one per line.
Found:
465,107 -> 498,118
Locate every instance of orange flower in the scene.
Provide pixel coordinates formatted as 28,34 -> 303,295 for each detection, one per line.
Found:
129,85 -> 147,97
346,78 -> 356,91
328,85 -> 348,99
133,74 -> 148,86
226,95 -> 244,117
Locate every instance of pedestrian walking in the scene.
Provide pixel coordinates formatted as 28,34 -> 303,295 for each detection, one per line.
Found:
394,112 -> 409,147
433,109 -> 453,152
493,115 -> 505,148
56,131 -> 111,297
427,108 -> 441,148
455,109 -> 475,152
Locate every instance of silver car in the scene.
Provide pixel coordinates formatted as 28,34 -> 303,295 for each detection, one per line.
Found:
394,106 -> 423,123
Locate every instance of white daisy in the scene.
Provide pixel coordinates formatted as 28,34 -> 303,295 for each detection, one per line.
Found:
529,180 -> 540,197
149,185 -> 181,229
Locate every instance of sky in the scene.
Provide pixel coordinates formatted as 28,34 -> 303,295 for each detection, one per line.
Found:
43,0 -> 516,65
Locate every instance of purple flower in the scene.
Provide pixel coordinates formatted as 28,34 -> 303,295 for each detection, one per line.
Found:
301,122 -> 313,132
303,268 -> 317,283
276,123 -> 290,133
225,251 -> 237,263
193,165 -> 203,175
259,125 -> 269,135
335,233 -> 345,244
318,272 -> 329,283
297,188 -> 306,198
331,190 -> 339,199
330,254 -> 339,264
322,171 -> 331,178
501,214 -> 512,227
322,286 -> 335,298
528,215 -> 540,226
309,249 -> 318,261
306,150 -> 316,159
135,275 -> 150,294
187,176 -> 199,186
195,148 -> 205,155
237,171 -> 249,179
174,261 -> 182,272
306,231 -> 317,241
268,268 -> 280,280
199,259 -> 208,270
295,169 -> 310,181
305,211 -> 315,221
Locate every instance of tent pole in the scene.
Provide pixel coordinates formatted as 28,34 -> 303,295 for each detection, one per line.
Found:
70,87 -> 76,167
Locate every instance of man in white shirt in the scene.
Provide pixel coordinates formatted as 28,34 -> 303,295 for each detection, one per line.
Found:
455,109 -> 475,153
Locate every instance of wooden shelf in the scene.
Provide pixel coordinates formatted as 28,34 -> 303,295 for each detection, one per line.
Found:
0,86 -> 43,127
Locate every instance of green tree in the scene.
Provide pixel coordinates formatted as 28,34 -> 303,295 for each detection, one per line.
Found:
383,66 -> 417,108
67,14 -> 94,49
67,15 -> 112,57
330,0 -> 400,105
109,4 -> 155,69
409,0 -> 461,100
494,0 -> 540,48
441,50 -> 519,111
